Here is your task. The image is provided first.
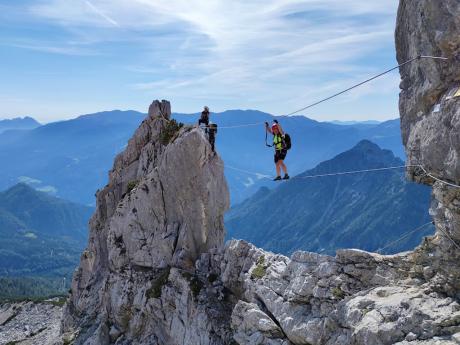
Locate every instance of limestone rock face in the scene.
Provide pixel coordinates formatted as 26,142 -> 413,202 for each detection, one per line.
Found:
62,100 -> 230,344
397,0 -> 460,187
396,0 -> 460,295
211,240 -> 460,345
62,1 -> 460,343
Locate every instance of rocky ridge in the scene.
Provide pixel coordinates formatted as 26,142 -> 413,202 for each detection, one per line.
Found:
53,1 -> 460,344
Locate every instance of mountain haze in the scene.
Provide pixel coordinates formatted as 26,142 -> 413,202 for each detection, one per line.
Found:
0,110 -> 145,205
0,109 -> 404,205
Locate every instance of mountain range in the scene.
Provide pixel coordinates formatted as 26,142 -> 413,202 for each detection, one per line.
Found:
0,116 -> 41,133
226,140 -> 433,255
0,111 -> 145,205
0,110 -> 404,205
330,120 -> 381,125
0,183 -> 92,277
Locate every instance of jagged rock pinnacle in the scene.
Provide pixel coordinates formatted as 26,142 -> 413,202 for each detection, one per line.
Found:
62,100 -> 230,344
148,100 -> 171,120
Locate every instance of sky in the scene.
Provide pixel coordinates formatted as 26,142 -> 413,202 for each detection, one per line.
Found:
0,0 -> 400,123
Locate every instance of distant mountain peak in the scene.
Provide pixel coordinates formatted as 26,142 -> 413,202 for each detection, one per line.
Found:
21,116 -> 41,124
0,117 -> 41,133
0,182 -> 92,236
6,182 -> 34,193
0,116 -> 40,123
329,120 -> 383,126
2,183 -> 68,207
306,140 -> 402,177
353,139 -> 380,149
343,139 -> 398,160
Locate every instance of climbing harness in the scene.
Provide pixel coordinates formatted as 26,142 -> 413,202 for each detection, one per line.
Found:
267,133 -> 284,150
265,122 -> 292,150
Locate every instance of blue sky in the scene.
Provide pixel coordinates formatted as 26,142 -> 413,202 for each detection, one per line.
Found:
0,1 -> 400,123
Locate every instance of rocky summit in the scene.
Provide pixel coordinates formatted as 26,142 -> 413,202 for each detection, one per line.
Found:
60,100 -> 230,344
2,1 -> 458,344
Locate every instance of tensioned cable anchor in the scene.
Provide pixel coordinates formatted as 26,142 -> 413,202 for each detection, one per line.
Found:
285,55 -> 449,116
436,224 -> 460,251
418,165 -> 460,189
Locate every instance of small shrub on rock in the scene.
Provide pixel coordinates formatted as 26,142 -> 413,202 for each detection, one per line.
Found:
146,267 -> 171,299
126,180 -> 138,194
332,287 -> 345,300
160,120 -> 184,145
251,255 -> 267,280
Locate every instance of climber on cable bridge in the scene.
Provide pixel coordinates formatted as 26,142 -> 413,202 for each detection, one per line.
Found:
265,120 -> 290,181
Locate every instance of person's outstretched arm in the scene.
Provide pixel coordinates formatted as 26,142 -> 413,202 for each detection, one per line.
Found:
265,122 -> 273,134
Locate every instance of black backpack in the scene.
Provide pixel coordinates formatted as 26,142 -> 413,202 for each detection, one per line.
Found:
209,123 -> 218,134
283,133 -> 292,150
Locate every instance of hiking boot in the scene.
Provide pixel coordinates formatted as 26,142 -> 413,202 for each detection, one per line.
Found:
283,174 -> 290,180
273,176 -> 282,181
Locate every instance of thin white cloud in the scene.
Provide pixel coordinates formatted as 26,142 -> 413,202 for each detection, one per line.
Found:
7,42 -> 97,56
84,0 -> 120,27
21,0 -> 399,118
37,185 -> 58,194
29,0 -> 164,28
18,176 -> 42,185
